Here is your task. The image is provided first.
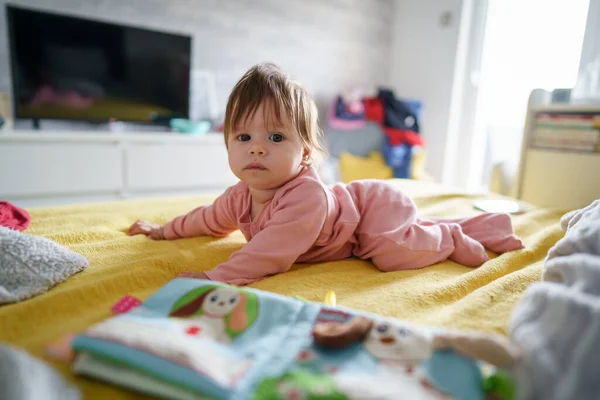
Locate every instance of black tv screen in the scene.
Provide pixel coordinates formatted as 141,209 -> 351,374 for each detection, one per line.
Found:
6,5 -> 192,123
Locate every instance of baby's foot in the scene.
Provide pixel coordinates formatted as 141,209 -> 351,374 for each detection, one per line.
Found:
449,224 -> 490,267
466,213 -> 525,253
178,271 -> 209,280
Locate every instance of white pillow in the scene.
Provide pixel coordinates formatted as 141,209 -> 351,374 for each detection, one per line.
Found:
0,227 -> 88,304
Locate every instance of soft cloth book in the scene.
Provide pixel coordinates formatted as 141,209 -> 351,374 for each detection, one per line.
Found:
70,278 -> 517,400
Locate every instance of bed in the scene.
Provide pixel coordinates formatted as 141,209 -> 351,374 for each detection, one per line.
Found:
0,179 -> 566,399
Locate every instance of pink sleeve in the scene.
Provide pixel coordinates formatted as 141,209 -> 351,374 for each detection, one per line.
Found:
162,186 -> 241,239
205,181 -> 328,285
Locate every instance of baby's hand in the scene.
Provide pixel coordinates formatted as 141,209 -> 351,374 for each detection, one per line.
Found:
128,220 -> 165,240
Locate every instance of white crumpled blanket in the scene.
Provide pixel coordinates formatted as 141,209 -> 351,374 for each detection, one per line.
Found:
510,199 -> 600,400
0,343 -> 80,400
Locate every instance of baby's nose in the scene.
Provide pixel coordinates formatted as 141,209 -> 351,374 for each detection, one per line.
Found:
249,140 -> 267,155
249,146 -> 265,155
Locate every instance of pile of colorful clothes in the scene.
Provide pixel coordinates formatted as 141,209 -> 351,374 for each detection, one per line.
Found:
327,86 -> 367,131
328,88 -> 424,179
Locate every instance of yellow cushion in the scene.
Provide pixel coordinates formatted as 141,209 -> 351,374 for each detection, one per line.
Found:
339,151 -> 393,183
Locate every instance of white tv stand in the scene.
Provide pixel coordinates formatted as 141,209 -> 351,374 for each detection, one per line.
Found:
0,130 -> 238,207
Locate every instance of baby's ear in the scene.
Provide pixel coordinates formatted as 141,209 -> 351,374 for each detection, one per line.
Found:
301,148 -> 312,165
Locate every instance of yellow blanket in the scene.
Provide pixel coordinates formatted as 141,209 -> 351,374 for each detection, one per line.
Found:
0,180 -> 565,399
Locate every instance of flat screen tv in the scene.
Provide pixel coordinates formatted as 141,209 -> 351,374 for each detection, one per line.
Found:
6,5 -> 192,124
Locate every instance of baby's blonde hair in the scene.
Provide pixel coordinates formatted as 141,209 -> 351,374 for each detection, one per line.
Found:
223,63 -> 325,164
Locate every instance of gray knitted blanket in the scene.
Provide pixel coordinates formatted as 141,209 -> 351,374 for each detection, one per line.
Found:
510,199 -> 600,400
0,226 -> 88,304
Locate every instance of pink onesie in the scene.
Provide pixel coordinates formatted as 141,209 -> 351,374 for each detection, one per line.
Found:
163,166 -> 524,285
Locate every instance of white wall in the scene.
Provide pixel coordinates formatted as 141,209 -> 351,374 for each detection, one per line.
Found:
389,0 -> 465,183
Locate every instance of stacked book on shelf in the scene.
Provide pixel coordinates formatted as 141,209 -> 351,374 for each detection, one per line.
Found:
531,112 -> 600,152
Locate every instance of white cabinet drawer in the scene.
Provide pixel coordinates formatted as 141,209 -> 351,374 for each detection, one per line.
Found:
0,142 -> 122,197
125,142 -> 238,191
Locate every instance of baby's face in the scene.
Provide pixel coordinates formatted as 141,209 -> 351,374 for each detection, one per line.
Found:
227,102 -> 308,191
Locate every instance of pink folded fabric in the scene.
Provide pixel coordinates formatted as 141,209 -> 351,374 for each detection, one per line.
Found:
0,201 -> 30,231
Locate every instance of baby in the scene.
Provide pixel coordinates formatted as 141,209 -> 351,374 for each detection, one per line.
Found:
129,63 -> 524,285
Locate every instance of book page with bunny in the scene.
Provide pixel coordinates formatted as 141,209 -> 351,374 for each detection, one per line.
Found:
71,278 -> 329,398
72,280 -> 265,398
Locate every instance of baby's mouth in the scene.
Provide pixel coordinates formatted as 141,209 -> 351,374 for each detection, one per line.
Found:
245,162 -> 267,170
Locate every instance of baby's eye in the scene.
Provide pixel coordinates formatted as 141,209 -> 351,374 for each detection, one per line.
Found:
210,295 -> 218,302
377,324 -> 389,333
269,133 -> 284,143
237,134 -> 251,142
229,296 -> 237,304
398,328 -> 410,336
